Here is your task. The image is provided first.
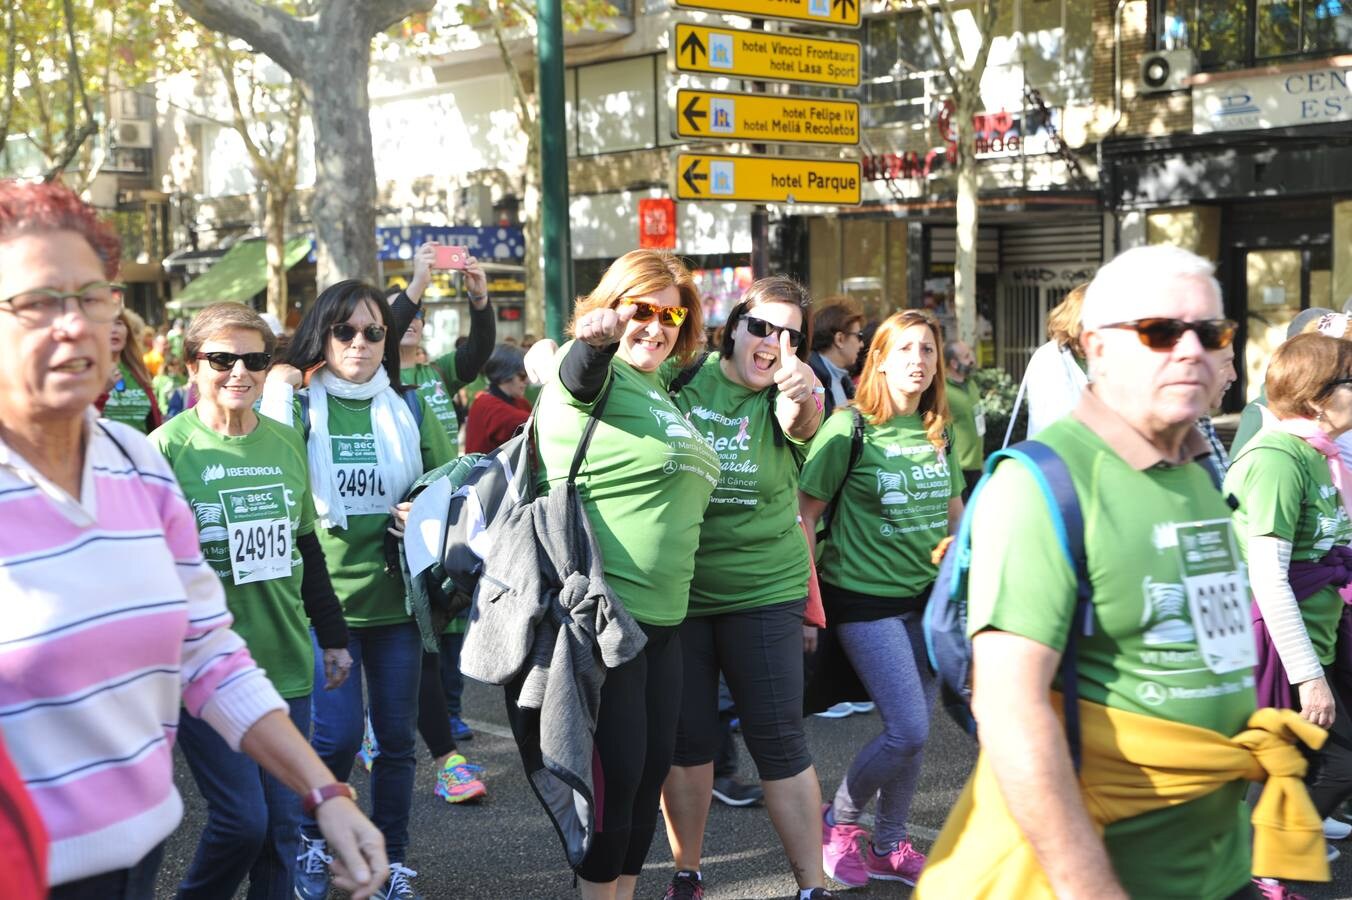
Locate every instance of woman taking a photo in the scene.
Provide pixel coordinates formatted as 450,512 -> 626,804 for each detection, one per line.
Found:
799,310 -> 963,889
262,281 -> 457,900
658,276 -> 832,900
534,249 -> 720,900
150,302 -> 353,899
1225,332 -> 1352,896
100,306 -> 161,433
0,180 -> 386,900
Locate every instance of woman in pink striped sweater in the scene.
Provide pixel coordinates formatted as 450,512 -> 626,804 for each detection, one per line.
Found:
0,180 -> 387,900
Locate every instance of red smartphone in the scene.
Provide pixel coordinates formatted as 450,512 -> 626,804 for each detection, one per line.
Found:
433,245 -> 470,270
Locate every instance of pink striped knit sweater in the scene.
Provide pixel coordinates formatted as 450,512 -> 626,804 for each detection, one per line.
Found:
0,412 -> 286,886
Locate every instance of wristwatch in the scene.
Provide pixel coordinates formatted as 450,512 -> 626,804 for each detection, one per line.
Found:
302,782 -> 357,816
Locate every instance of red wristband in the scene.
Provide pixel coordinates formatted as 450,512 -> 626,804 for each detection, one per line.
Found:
302,782 -> 356,816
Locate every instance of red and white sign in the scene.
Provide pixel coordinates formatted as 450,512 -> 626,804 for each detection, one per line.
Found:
638,198 -> 677,250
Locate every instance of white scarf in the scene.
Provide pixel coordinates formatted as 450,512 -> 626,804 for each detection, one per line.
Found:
307,367 -> 423,530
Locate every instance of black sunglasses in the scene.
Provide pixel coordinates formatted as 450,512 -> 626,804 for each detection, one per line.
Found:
1320,377 -> 1352,397
743,315 -> 805,349
1098,317 -> 1237,351
330,323 -> 388,343
196,351 -> 272,372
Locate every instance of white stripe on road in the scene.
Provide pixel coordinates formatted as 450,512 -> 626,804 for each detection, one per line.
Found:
460,717 -> 515,740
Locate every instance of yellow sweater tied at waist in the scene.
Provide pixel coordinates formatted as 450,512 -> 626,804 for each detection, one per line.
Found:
915,700 -> 1327,899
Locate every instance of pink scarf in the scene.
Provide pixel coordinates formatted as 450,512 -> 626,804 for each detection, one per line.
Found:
1270,418 -> 1352,516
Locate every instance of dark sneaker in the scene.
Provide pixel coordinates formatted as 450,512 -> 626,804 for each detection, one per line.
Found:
293,833 -> 332,900
804,890 -> 839,899
377,862 -> 423,900
712,776 -> 764,807
662,870 -> 704,900
450,715 -> 474,741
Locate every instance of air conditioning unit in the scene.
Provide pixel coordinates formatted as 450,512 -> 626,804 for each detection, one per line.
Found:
1140,50 -> 1195,94
112,118 -> 153,149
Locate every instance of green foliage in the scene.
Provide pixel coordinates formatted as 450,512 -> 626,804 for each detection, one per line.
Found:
971,364 -> 1023,456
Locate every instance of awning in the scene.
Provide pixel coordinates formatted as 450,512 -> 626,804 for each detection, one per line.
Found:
167,236 -> 311,312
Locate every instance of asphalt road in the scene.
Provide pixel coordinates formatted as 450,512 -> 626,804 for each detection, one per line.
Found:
157,678 -> 1352,899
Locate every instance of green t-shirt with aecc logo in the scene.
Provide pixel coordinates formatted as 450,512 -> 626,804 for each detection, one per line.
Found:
401,349 -> 465,444
945,377 -> 985,471
1225,430 -> 1352,666
670,353 -> 809,615
103,362 -> 154,433
967,416 -> 1255,900
150,409 -> 318,698
799,407 -> 963,599
294,390 -> 457,627
535,344 -> 720,626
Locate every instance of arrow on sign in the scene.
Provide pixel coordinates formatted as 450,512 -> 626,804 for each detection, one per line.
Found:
682,159 -> 707,195
682,95 -> 707,132
681,30 -> 706,66
832,0 -> 856,18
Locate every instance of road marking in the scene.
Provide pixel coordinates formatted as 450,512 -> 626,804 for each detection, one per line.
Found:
460,717 -> 516,740
856,813 -> 940,843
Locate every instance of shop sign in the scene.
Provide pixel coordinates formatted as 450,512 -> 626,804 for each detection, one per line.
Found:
673,89 -> 859,145
669,24 -> 860,87
861,148 -> 951,181
376,225 -> 524,262
638,198 -> 677,249
672,0 -> 860,28
674,152 -> 861,204
1193,62 -> 1352,134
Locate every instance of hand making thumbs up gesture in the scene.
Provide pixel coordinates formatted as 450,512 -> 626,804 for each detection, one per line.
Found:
576,302 -> 637,348
772,329 -> 815,405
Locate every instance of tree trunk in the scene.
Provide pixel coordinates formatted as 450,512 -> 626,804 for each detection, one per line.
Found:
302,35 -> 379,288
264,187 -> 291,322
952,86 -> 979,349
522,130 -> 546,338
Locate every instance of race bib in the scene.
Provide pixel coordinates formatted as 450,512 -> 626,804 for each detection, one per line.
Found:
220,484 -> 293,585
1175,519 -> 1254,674
331,434 -> 391,516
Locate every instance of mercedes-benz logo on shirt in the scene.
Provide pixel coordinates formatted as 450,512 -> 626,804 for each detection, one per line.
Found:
1136,681 -> 1167,707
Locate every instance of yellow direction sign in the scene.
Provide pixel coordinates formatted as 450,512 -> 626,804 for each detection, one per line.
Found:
670,24 -> 860,87
675,89 -> 859,145
672,0 -> 860,28
675,152 -> 861,204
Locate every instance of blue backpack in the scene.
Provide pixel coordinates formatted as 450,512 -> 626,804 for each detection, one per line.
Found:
924,439 -> 1221,767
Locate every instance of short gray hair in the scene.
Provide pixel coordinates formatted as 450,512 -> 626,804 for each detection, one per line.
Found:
483,343 -> 526,385
1081,245 -> 1221,331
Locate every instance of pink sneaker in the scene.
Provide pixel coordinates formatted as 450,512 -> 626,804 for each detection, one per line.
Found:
865,839 -> 926,885
1252,878 -> 1307,900
821,804 -> 869,888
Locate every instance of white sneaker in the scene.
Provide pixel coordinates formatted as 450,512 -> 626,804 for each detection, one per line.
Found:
849,702 -> 876,714
1328,842 -> 1341,863
1325,817 -> 1352,840
814,702 -> 855,719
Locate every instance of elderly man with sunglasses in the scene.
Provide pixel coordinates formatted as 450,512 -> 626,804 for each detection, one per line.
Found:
917,244 -> 1328,900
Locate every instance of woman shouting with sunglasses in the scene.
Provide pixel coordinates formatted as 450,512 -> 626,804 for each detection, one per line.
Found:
150,303 -> 355,900
656,276 -> 833,900
261,281 -> 457,900
534,250 -> 720,899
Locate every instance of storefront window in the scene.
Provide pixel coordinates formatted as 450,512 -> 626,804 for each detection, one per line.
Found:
1157,0 -> 1351,68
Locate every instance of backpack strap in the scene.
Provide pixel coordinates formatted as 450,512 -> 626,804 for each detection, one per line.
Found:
847,406 -> 865,470
567,378 -> 615,484
985,439 -> 1092,770
668,352 -> 710,396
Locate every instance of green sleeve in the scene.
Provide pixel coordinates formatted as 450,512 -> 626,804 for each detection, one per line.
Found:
798,411 -> 852,502
418,393 -> 457,470
430,349 -> 466,394
149,424 -> 172,459
947,439 -> 964,498
1224,446 -> 1304,542
1229,398 -> 1266,456
967,459 -> 1077,650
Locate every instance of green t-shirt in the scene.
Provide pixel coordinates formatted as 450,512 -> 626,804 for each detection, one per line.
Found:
968,416 -> 1255,900
153,372 -> 186,414
945,377 -> 985,471
535,345 -> 720,626
402,350 -> 465,444
299,391 -> 457,627
103,362 -> 154,433
1229,386 -> 1268,457
669,354 -> 809,615
799,408 -> 963,598
150,409 -> 317,698
1225,430 -> 1352,665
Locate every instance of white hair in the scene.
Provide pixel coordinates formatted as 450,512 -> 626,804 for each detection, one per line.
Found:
1080,244 -> 1222,330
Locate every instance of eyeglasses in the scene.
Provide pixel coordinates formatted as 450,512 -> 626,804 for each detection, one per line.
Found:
0,282 -> 124,328
413,307 -> 426,321
1098,317 -> 1237,351
1319,377 -> 1352,397
196,351 -> 272,372
842,331 -> 864,340
329,323 -> 388,344
619,300 -> 688,328
744,315 -> 806,349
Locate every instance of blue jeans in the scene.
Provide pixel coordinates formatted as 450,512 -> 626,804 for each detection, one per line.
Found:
302,623 -> 422,862
176,697 -> 310,900
438,629 -> 466,718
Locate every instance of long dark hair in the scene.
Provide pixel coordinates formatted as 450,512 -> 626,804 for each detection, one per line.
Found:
286,279 -> 406,390
720,275 -> 813,362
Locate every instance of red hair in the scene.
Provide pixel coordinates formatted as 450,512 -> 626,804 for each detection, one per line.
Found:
0,180 -> 121,279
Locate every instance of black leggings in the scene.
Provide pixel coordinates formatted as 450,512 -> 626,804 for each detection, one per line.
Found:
1297,667 -> 1352,817
577,622 -> 682,883
416,650 -> 457,760
672,599 -> 811,781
